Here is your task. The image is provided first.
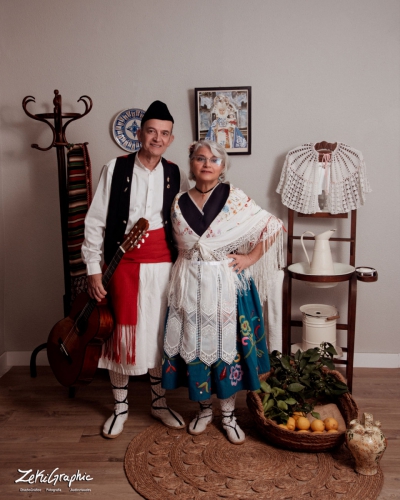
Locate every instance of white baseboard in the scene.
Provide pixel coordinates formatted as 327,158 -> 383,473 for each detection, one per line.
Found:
353,352 -> 400,368
0,350 -> 399,377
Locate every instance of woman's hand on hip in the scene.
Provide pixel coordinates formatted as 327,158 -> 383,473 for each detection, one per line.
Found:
227,254 -> 253,273
228,242 -> 264,273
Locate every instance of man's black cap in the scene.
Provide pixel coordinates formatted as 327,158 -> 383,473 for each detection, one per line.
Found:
141,100 -> 174,126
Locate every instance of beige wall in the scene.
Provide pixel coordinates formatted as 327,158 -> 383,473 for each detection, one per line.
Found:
0,132 -> 4,357
0,0 -> 399,361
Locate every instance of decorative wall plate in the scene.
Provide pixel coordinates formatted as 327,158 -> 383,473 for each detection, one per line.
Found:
112,108 -> 145,152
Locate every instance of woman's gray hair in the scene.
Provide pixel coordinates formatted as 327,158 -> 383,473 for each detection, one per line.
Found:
188,140 -> 230,181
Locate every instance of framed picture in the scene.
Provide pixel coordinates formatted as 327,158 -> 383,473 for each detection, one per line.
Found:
194,86 -> 251,154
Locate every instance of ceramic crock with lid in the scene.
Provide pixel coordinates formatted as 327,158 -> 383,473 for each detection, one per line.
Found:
300,304 -> 339,351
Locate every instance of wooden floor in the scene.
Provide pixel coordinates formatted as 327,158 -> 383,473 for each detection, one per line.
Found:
1,366 -> 399,499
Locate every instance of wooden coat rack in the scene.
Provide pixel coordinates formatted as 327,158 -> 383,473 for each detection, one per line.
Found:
22,90 -> 93,379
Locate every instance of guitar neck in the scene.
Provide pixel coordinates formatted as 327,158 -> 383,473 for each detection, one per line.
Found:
80,247 -> 125,321
102,247 -> 125,289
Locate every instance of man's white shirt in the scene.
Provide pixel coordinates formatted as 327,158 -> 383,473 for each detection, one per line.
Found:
82,154 -> 189,275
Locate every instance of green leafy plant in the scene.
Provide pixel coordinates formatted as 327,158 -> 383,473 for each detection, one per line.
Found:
256,343 -> 349,424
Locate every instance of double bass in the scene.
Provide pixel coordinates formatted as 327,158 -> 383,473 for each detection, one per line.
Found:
47,218 -> 149,387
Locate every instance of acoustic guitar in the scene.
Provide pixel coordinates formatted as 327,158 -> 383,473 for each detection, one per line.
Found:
47,218 -> 149,387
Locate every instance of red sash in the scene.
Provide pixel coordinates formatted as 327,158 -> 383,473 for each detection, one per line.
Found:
107,227 -> 172,325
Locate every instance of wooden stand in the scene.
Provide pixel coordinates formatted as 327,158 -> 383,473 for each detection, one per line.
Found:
22,90 -> 92,387
282,208 -> 377,392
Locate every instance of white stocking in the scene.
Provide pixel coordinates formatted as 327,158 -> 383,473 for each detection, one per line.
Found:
220,394 -> 245,445
110,370 -> 129,415
148,366 -> 185,429
188,398 -> 213,435
220,393 -> 236,413
102,370 -> 129,438
148,366 -> 167,409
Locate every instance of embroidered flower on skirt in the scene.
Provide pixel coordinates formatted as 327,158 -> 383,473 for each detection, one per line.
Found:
229,364 -> 243,386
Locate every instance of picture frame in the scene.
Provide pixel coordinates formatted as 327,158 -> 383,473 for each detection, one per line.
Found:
194,86 -> 251,155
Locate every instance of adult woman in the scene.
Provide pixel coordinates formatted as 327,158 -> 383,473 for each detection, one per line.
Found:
162,140 -> 283,444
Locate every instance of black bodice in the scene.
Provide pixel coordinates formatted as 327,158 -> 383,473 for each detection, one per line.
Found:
178,183 -> 230,236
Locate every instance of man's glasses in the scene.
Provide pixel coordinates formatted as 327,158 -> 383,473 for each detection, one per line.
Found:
193,155 -> 223,166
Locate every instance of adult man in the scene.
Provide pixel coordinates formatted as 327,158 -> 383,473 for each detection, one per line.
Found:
82,101 -> 189,438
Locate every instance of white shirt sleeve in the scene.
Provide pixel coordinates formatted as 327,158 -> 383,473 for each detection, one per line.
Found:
81,159 -> 116,276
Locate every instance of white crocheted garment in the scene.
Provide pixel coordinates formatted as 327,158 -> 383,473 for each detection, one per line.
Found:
276,143 -> 372,214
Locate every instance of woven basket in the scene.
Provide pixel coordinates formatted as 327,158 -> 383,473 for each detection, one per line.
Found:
246,369 -> 359,452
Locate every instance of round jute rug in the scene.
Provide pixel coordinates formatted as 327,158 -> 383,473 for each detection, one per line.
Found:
124,409 -> 383,500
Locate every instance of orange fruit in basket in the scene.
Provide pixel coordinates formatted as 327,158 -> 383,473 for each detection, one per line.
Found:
286,417 -> 296,431
296,416 -> 311,430
310,419 -> 325,432
292,411 -> 303,422
278,423 -> 287,429
324,417 -> 339,431
297,429 -> 310,433
327,429 -> 339,433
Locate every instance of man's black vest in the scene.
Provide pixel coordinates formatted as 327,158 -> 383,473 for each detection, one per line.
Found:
104,152 -> 181,264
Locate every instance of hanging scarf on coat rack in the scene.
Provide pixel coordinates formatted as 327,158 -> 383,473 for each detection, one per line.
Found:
276,143 -> 371,214
66,143 -> 93,301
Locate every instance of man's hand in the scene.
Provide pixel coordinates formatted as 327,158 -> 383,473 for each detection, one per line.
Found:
87,274 -> 107,302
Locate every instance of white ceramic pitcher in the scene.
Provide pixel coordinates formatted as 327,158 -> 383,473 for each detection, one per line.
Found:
301,229 -> 336,275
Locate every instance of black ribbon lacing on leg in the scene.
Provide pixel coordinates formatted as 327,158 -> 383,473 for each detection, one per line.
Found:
106,383 -> 128,435
192,401 -> 213,430
221,410 -> 240,439
149,374 -> 184,426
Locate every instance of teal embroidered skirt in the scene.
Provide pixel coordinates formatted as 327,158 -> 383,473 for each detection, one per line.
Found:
161,279 -> 270,401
